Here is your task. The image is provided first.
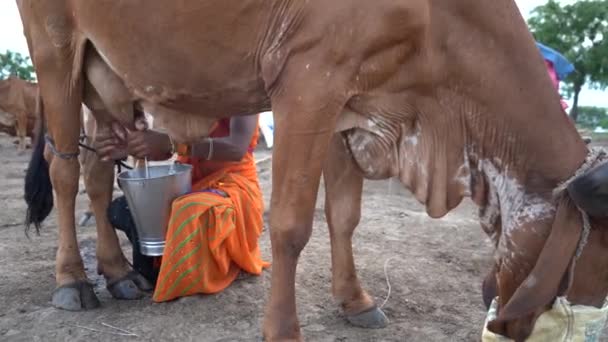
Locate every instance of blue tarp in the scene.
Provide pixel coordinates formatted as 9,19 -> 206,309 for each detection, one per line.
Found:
535,42 -> 575,80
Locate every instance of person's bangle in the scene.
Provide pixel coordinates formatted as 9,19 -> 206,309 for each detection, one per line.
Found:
206,138 -> 214,160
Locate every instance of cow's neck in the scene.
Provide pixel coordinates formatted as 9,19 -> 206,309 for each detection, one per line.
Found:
417,0 -> 589,212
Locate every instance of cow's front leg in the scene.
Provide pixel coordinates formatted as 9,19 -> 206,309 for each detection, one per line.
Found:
262,86 -> 347,341
323,135 -> 388,328
83,116 -> 152,299
21,32 -> 101,310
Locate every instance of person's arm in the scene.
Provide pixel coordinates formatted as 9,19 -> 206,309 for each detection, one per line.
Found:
97,115 -> 258,162
189,114 -> 258,161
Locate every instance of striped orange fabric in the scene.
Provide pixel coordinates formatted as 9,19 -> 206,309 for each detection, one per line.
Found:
152,118 -> 269,302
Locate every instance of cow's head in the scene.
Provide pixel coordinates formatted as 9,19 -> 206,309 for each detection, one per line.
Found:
339,1 -> 608,340
483,169 -> 608,341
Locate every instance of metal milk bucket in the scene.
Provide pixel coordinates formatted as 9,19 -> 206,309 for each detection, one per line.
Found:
117,163 -> 192,256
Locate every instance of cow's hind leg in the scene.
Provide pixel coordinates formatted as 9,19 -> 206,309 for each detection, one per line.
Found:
22,13 -> 101,309
16,110 -> 28,153
78,111 -> 96,226
323,135 -> 388,328
25,86 -> 100,310
45,116 -> 102,310
83,112 -> 152,299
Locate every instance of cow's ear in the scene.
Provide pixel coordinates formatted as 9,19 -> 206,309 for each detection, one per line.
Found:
568,162 -> 608,218
487,195 -> 582,339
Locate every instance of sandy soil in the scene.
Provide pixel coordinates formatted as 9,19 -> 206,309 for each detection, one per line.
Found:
0,133 -> 603,341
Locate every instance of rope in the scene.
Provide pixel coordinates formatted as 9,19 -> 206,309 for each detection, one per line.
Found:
45,134 -> 79,160
577,209 -> 592,259
78,141 -> 96,153
380,257 -> 400,309
78,135 -> 133,171
45,133 -> 133,170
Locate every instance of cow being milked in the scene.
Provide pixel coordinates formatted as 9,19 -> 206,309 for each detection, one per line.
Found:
17,0 -> 608,341
0,76 -> 39,151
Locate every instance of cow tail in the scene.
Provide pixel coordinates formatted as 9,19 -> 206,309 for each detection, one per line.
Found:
24,90 -> 53,235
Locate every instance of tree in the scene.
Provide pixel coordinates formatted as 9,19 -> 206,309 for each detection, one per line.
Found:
576,106 -> 608,129
0,50 -> 36,81
527,0 -> 608,122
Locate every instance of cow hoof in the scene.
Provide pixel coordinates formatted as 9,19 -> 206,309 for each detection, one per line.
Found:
52,281 -> 100,311
107,271 -> 153,300
346,306 -> 389,329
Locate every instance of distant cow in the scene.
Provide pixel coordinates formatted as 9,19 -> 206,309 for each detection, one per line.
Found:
0,76 -> 39,151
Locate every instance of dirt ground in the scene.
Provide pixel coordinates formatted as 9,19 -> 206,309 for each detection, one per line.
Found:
0,132 -> 602,342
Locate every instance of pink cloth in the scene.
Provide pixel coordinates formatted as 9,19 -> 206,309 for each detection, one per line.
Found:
545,60 -> 560,90
544,60 -> 568,110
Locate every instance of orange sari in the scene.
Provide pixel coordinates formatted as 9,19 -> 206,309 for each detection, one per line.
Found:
152,117 -> 269,302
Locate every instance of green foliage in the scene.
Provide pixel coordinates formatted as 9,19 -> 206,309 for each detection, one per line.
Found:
576,106 -> 608,129
0,50 -> 36,81
527,0 -> 608,120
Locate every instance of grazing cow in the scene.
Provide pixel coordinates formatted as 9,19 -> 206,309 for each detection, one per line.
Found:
0,76 -> 39,151
17,0 -> 608,341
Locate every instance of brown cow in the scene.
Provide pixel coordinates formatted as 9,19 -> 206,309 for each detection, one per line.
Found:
16,0 -> 608,341
0,75 -> 39,151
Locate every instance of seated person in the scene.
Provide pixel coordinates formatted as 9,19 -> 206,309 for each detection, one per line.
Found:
97,114 -> 269,302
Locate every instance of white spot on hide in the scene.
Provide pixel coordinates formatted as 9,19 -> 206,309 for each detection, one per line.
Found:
524,275 -> 537,288
478,160 -> 555,265
405,134 -> 418,146
454,164 -> 472,196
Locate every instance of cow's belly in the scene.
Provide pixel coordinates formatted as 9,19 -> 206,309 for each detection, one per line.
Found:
83,44 -> 268,143
73,0 -> 271,120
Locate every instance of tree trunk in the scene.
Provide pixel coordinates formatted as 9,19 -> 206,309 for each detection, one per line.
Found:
570,86 -> 581,123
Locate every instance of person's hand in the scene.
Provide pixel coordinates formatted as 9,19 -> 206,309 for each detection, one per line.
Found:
94,122 -> 129,161
127,130 -> 172,160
